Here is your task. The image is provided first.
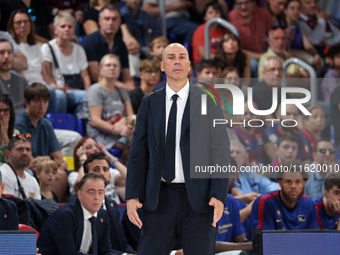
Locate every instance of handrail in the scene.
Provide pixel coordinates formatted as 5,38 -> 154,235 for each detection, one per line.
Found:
159,0 -> 167,37
204,18 -> 239,59
282,58 -> 317,105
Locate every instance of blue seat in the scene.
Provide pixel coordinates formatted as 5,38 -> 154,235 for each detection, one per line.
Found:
46,113 -> 77,131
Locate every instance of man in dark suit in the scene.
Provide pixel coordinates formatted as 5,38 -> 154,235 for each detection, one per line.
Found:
0,171 -> 19,230
83,152 -> 136,254
37,174 -> 117,255
126,43 -> 230,255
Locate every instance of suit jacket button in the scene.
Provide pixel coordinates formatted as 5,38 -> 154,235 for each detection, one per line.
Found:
155,147 -> 158,150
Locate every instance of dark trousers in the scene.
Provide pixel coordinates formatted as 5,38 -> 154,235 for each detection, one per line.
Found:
137,182 -> 216,255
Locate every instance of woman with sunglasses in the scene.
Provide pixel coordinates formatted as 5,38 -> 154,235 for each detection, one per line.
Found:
302,104 -> 326,153
0,95 -> 19,165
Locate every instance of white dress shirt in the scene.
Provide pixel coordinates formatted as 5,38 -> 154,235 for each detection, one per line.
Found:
79,205 -> 98,253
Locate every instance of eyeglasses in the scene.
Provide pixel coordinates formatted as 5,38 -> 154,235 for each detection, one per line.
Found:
318,148 -> 336,154
13,20 -> 30,26
13,133 -> 31,141
0,108 -> 10,114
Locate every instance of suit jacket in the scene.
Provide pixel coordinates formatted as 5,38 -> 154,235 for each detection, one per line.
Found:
37,197 -> 116,255
126,83 -> 230,213
0,198 -> 19,230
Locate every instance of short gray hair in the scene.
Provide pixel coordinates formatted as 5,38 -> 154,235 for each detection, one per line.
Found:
54,12 -> 76,28
263,56 -> 283,70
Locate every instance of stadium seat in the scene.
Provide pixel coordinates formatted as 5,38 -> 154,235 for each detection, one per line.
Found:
46,113 -> 76,131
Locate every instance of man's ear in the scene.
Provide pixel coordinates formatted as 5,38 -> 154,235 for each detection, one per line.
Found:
160,61 -> 165,72
23,99 -> 28,108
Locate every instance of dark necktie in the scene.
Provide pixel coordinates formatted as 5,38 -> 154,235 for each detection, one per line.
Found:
163,94 -> 178,183
89,216 -> 98,255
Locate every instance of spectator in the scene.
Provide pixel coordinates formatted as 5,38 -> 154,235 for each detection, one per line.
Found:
305,139 -> 337,200
272,134 -> 299,167
0,39 -> 28,115
214,32 -> 251,79
321,44 -> 340,103
0,95 -> 18,165
0,0 -> 54,43
302,104 -> 326,152
7,9 -> 62,113
142,0 -> 200,44
330,85 -> 340,149
81,4 -> 135,90
0,134 -> 41,199
230,141 -> 279,204
251,161 -> 319,230
69,136 -> 127,203
258,25 -> 305,79
265,102 -> 312,162
46,0 -> 83,19
228,0 -> 274,77
265,0 -> 287,25
283,0 -> 322,70
78,54 -> 134,149
37,174 -> 115,255
36,159 -> 59,202
232,100 -> 276,165
15,83 -> 69,202
0,31 -> 28,73
298,0 -> 340,55
314,174 -> 340,230
253,56 -> 283,117
41,12 -> 90,115
81,152 -> 136,254
0,171 -> 19,230
129,59 -> 160,114
192,2 -> 226,64
83,1 -> 141,57
148,35 -> 169,61
195,59 -> 221,79
120,0 -> 158,55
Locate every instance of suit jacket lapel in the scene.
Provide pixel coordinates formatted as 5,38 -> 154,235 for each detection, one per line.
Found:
153,87 -> 166,147
181,83 -> 200,135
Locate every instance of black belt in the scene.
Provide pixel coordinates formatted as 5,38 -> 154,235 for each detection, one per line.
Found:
161,181 -> 186,189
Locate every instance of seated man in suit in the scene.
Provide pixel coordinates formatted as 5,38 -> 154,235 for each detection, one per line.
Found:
314,174 -> 340,230
0,171 -> 19,230
83,152 -> 136,254
37,174 -> 117,255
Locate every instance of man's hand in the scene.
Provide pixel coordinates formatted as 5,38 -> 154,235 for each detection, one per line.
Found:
330,200 -> 340,215
127,199 -> 143,229
209,197 -> 224,227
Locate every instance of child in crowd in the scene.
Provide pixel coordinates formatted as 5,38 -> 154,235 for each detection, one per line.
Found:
148,36 -> 169,61
36,159 -> 59,203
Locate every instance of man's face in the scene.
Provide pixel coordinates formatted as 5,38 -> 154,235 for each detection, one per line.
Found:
313,141 -> 336,165
300,0 -> 317,17
324,185 -> 340,211
78,179 -> 105,215
25,97 -> 49,119
268,28 -> 286,54
99,9 -> 121,36
305,108 -> 325,133
269,0 -> 287,16
235,0 -> 254,19
9,140 -> 32,168
262,59 -> 283,87
197,67 -> 219,78
279,104 -> 299,127
230,142 -> 246,168
279,172 -> 305,206
161,43 -> 191,81
277,140 -> 298,163
0,41 -> 14,72
87,159 -> 111,184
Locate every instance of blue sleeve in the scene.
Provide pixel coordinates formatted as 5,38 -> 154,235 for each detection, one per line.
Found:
230,198 -> 245,239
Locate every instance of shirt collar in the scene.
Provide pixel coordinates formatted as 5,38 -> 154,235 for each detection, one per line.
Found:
81,204 -> 98,220
165,80 -> 190,101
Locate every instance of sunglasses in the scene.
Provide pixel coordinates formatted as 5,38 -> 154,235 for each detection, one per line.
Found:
13,133 -> 31,141
318,148 -> 336,154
